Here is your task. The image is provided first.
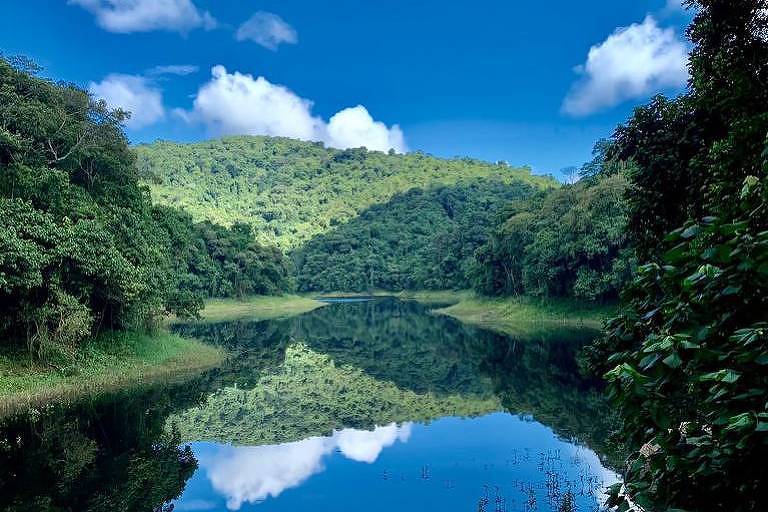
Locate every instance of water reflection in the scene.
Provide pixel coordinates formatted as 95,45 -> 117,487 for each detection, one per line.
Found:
177,415 -> 617,512
0,381 -> 208,511
197,423 -> 412,509
0,298 -> 620,511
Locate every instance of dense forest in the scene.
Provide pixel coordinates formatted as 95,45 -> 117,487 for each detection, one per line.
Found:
137,134 -> 633,296
0,58 -> 291,361
293,181 -> 540,291
585,1 -> 768,510
473,162 -> 633,302
136,136 -> 573,292
135,137 -> 556,249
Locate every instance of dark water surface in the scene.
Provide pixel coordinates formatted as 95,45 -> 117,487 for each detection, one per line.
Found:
0,298 -> 619,511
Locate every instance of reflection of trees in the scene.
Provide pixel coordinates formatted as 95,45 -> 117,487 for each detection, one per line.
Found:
168,344 -> 500,446
172,299 -> 621,464
0,381 -> 208,511
174,298 -> 497,397
291,299 -> 496,396
0,299 -> 622,510
476,328 -> 625,468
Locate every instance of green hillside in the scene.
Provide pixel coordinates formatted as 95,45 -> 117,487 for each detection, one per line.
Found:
135,136 -> 558,251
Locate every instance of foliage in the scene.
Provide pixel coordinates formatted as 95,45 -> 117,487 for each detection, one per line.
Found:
603,172 -> 768,510
136,136 -> 557,250
0,57 -> 291,360
0,56 -> 177,357
294,181 -> 538,291
153,207 -> 293,301
592,1 -> 768,510
473,171 -> 633,302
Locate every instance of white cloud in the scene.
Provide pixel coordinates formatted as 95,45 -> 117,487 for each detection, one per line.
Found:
327,107 -> 407,157
562,15 -> 689,116
180,65 -> 408,153
236,12 -> 297,50
69,0 -> 216,33
147,64 -> 199,76
89,74 -> 165,128
200,423 -> 412,510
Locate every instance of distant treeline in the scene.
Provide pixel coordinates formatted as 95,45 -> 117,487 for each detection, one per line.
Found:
293,180 -> 540,291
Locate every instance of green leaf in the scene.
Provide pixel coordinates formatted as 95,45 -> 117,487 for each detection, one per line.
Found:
681,225 -> 701,239
725,413 -> 753,431
663,353 -> 682,368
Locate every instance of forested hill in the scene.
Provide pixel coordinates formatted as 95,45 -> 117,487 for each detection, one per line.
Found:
135,137 -> 558,251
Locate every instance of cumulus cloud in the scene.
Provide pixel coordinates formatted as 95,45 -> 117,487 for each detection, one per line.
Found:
200,423 -> 412,510
327,107 -> 407,157
147,64 -> 199,76
236,12 -> 297,50
562,15 -> 689,116
69,0 -> 216,33
88,74 -> 165,128
179,65 -> 407,153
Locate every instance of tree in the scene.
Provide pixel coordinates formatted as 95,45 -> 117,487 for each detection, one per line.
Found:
593,1 -> 768,509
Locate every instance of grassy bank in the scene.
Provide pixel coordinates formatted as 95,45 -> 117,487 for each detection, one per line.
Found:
398,290 -> 614,336
0,330 -> 225,417
194,294 -> 326,322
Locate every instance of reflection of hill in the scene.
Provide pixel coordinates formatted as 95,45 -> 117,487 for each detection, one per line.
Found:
168,344 -> 500,445
171,298 -> 621,464
173,298 -> 498,397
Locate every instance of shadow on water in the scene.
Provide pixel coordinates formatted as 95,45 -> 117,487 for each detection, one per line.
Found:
0,297 -> 620,511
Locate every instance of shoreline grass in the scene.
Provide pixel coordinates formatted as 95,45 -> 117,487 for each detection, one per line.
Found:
397,290 -> 614,336
191,294 -> 326,323
0,330 -> 225,418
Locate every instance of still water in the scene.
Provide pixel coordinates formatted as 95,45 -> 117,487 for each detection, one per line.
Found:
0,298 -> 619,511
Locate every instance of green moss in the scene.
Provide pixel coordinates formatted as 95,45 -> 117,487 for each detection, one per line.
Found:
0,331 -> 224,417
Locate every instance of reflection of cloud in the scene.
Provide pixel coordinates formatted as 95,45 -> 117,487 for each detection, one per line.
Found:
205,437 -> 331,510
565,444 -> 621,493
201,423 -> 412,510
336,423 -> 412,463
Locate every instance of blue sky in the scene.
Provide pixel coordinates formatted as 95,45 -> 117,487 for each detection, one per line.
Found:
0,1 -> 693,176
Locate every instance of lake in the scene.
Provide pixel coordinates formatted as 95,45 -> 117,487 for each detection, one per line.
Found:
0,298 -> 619,511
